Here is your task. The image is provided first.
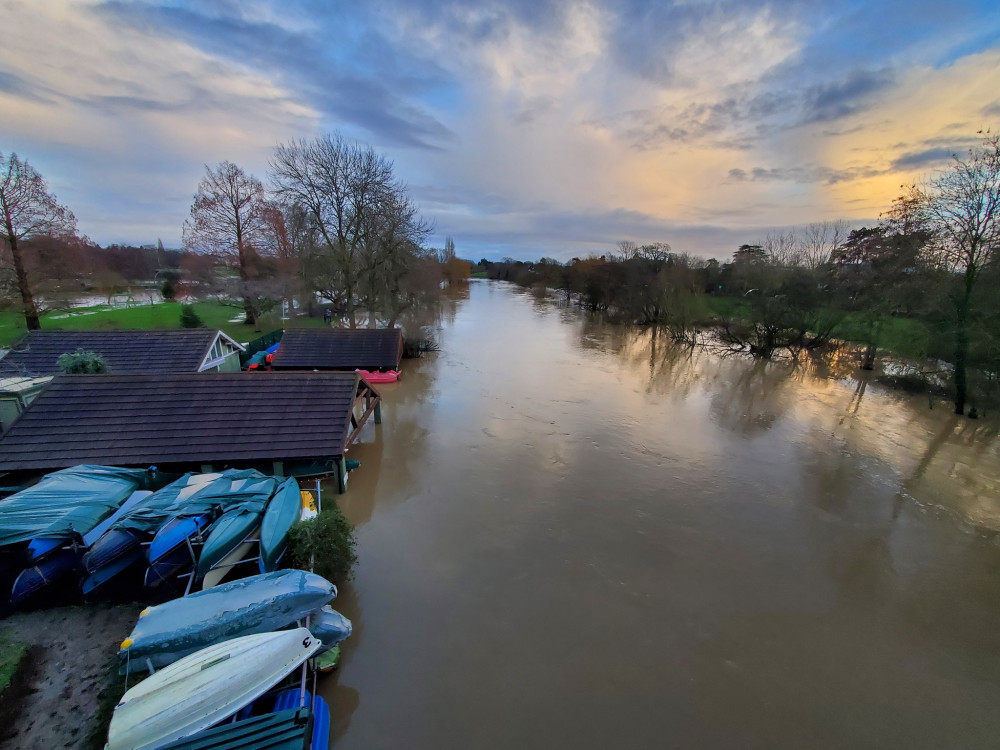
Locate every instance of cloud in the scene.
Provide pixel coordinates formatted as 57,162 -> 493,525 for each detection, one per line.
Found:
727,165 -> 886,185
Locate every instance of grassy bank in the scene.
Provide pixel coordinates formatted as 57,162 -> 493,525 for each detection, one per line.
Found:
0,637 -> 28,693
0,301 -> 328,348
702,295 -> 934,360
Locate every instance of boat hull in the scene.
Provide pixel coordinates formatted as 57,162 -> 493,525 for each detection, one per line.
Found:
120,569 -> 336,673
106,628 -> 322,750
259,478 -> 302,573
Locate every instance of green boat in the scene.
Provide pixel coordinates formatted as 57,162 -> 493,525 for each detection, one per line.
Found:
196,476 -> 279,588
259,478 -> 302,573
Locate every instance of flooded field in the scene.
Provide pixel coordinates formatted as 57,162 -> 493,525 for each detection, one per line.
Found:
323,279 -> 1000,749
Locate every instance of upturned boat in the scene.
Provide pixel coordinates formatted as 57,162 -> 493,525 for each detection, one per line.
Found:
259,477 -> 303,573
119,569 -> 336,673
106,628 -> 322,750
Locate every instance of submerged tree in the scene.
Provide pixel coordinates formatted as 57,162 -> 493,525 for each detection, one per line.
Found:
0,153 -> 77,330
919,132 -> 1000,414
183,161 -> 274,325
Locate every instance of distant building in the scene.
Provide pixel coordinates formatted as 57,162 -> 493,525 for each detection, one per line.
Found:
0,329 -> 245,377
269,328 -> 403,372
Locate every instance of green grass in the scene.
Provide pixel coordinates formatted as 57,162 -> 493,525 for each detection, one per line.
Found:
470,271 -> 488,279
0,638 -> 29,694
0,301 -> 328,348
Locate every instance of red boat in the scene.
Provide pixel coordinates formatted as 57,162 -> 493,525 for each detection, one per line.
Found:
356,369 -> 400,384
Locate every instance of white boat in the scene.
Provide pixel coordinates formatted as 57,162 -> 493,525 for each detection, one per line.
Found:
106,628 -> 322,750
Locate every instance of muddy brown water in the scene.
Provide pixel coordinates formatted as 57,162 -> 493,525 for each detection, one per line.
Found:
321,280 -> 1000,749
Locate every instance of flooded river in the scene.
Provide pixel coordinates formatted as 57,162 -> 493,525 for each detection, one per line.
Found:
322,279 -> 1000,749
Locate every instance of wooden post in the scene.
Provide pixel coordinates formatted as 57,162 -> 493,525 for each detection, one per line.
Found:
335,456 -> 348,494
374,401 -> 382,425
272,461 -> 284,477
200,464 -> 214,473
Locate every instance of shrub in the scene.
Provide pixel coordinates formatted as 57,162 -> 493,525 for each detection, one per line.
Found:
160,279 -> 176,301
57,349 -> 107,374
286,505 -> 357,583
179,304 -> 205,328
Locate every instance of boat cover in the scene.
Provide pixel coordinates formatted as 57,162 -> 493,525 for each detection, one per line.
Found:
120,569 -> 336,671
115,470 -> 275,536
157,708 -> 311,750
0,465 -> 147,547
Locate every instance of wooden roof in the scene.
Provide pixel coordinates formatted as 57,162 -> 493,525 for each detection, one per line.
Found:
0,372 -> 371,472
270,328 -> 403,371
0,330 -> 241,376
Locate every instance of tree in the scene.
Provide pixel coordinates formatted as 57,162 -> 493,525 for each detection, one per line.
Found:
182,161 -> 274,325
57,349 -> 106,374
270,133 -> 428,327
919,132 -> 1000,414
0,153 -> 77,329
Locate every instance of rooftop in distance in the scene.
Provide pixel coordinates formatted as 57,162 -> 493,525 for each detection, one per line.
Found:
270,328 -> 403,372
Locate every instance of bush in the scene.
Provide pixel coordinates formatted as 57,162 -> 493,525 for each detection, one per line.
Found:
57,349 -> 107,374
179,304 -> 205,328
286,505 -> 357,583
161,279 -> 176,301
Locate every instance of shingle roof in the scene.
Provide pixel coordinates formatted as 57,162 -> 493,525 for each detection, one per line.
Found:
0,330 -> 226,376
270,328 -> 403,371
0,372 -> 362,472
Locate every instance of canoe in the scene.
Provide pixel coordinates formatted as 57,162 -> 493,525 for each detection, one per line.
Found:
81,544 -> 145,597
310,606 -> 352,652
145,513 -> 214,591
197,509 -> 263,589
106,628 -> 322,750
355,369 -> 400,383
10,490 -> 155,606
259,478 -> 302,573
119,569 -> 336,673
156,708 -> 312,750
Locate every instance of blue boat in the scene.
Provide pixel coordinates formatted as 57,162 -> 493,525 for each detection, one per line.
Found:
144,513 -> 215,591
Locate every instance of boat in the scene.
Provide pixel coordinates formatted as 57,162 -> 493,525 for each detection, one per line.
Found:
195,476 -> 280,589
9,490 -> 153,606
310,606 -> 352,652
259,478 -> 303,573
356,368 -> 400,383
83,473 -> 229,596
106,628 -> 322,750
144,472 -> 280,593
119,570 -> 336,673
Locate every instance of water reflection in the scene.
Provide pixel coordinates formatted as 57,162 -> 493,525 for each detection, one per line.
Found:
321,280 -> 1000,750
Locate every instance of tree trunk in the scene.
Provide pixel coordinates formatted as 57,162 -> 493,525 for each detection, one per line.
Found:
953,278 -> 973,415
236,229 -> 256,326
9,234 -> 40,330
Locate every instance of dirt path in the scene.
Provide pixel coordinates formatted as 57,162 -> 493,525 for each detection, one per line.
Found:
0,604 -> 137,750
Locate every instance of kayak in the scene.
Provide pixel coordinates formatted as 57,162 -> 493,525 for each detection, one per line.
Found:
197,508 -> 263,589
355,369 -> 399,383
144,513 -> 215,591
259,478 -> 302,573
106,628 -> 322,750
119,569 -> 336,673
310,606 -> 352,652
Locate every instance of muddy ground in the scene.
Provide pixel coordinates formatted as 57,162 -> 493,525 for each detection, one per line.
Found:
0,604 -> 137,750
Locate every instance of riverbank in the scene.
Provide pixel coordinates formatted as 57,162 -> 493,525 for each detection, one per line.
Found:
0,604 -> 134,750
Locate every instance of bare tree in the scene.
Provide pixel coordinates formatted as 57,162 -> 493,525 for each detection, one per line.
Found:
798,220 -> 849,269
0,153 -> 77,329
270,133 -> 425,327
182,161 -> 273,324
920,131 -> 1000,414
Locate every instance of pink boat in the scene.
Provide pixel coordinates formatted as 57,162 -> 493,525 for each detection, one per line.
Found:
356,369 -> 401,384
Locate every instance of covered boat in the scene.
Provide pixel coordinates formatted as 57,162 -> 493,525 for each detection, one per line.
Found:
106,628 -> 322,750
119,569 -> 336,673
259,477 -> 303,573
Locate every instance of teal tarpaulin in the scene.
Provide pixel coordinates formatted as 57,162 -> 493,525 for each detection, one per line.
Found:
0,465 -> 147,547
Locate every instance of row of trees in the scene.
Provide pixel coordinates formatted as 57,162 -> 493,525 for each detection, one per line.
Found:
1,134 -> 471,333
482,132 -> 1000,415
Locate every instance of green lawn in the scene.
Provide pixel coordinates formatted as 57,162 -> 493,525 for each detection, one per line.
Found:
0,302 -> 328,348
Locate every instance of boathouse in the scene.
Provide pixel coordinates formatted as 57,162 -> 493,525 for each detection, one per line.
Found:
0,329 -> 245,376
269,328 -> 403,372
0,372 -> 380,491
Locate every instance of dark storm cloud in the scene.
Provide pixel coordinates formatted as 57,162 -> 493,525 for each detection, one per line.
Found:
799,68 -> 895,124
94,0 -> 457,149
890,147 -> 957,170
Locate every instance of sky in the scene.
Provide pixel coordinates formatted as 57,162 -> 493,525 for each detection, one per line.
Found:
1,0 -> 998,261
